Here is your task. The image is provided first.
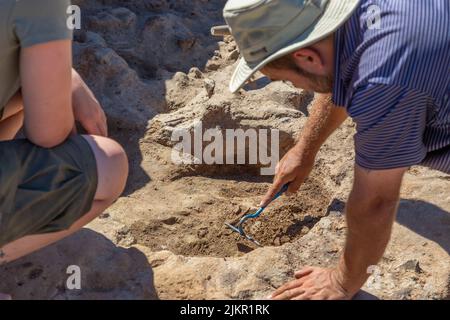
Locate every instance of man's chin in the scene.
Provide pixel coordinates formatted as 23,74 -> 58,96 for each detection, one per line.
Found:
293,80 -> 333,94
295,85 -> 332,94
314,87 -> 333,94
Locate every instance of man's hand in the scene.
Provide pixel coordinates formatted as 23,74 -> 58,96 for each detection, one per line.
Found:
269,267 -> 350,300
72,69 -> 108,137
270,165 -> 407,300
260,145 -> 314,207
260,94 -> 347,207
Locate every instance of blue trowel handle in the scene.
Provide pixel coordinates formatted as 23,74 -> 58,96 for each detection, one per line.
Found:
245,183 -> 290,219
269,183 -> 290,204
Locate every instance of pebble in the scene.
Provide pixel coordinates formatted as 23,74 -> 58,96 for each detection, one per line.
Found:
198,229 -> 208,238
227,50 -> 240,61
204,78 -> 216,98
188,67 -> 203,79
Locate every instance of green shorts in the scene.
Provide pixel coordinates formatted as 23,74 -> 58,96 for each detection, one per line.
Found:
0,136 -> 98,247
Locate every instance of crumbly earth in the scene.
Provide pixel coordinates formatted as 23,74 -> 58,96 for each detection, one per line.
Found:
0,0 -> 449,300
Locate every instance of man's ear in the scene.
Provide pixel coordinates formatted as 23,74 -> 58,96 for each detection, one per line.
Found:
291,48 -> 325,75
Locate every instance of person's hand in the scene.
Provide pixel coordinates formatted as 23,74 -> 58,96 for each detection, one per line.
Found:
268,267 -> 351,300
72,70 -> 108,136
260,145 -> 315,207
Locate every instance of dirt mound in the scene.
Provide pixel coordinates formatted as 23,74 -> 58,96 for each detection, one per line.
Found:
129,175 -> 331,257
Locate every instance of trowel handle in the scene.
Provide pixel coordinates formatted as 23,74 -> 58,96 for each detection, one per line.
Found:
271,183 -> 290,202
243,183 -> 290,219
261,183 -> 290,209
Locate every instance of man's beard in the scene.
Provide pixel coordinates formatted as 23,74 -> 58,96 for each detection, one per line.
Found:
295,66 -> 334,94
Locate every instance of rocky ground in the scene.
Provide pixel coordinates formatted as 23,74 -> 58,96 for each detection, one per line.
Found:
1,0 -> 449,300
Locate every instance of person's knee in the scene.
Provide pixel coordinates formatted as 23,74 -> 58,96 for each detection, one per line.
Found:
81,135 -> 129,202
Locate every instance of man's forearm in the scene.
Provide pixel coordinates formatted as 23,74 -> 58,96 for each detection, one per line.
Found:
336,169 -> 404,296
294,93 -> 348,159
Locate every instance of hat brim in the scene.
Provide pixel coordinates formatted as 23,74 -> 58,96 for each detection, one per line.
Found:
229,0 -> 360,93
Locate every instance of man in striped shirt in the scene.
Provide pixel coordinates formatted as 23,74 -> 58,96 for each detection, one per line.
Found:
224,0 -> 449,299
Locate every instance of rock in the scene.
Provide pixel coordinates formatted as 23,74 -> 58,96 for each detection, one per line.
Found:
232,206 -> 242,215
205,60 -> 221,71
126,207 -> 446,300
197,229 -> 208,239
0,230 -> 157,299
177,36 -> 197,51
397,259 -> 423,273
273,237 -> 281,246
204,79 -> 216,98
161,217 -> 178,225
301,226 -> 310,234
83,31 -> 107,46
317,217 -> 333,230
188,67 -> 203,79
227,49 -> 240,61
173,72 -> 189,87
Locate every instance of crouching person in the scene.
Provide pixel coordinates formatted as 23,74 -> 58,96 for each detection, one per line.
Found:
0,0 -> 128,298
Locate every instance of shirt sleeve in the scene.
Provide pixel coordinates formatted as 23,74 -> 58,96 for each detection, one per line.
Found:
12,0 -> 72,48
348,83 -> 431,170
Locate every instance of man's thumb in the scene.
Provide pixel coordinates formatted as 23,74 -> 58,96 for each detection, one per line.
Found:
260,181 -> 283,207
287,177 -> 303,195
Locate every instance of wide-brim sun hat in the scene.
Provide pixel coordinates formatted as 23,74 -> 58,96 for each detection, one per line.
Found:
223,0 -> 360,93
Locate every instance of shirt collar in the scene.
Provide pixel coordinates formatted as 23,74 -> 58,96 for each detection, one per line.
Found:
332,25 -> 346,107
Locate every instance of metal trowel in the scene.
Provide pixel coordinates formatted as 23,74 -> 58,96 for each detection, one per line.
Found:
225,183 -> 290,247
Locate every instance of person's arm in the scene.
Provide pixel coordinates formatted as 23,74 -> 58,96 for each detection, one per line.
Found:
294,94 -> 348,159
20,40 -> 74,148
336,165 -> 406,295
261,93 -> 347,206
269,164 -> 406,300
71,69 -> 108,137
270,85 -> 428,300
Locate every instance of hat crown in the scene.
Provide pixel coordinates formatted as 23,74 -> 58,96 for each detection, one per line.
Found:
223,0 -> 329,64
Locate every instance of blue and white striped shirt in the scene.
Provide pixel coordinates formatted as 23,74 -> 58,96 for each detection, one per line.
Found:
332,0 -> 450,172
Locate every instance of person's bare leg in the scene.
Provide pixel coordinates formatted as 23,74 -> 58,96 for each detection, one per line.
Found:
0,93 -> 26,299
0,94 -> 127,300
0,91 -> 24,141
0,135 -> 128,265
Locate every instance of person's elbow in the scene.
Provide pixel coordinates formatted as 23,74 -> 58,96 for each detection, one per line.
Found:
26,125 -> 73,149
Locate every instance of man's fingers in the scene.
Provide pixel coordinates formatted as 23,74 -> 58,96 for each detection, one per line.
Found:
269,279 -> 304,299
82,119 -> 101,136
98,110 -> 108,136
273,288 -> 306,300
97,116 -> 108,137
260,178 -> 285,207
291,293 -> 312,300
97,123 -> 106,137
287,176 -> 304,195
271,283 -> 306,300
295,267 -> 314,279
